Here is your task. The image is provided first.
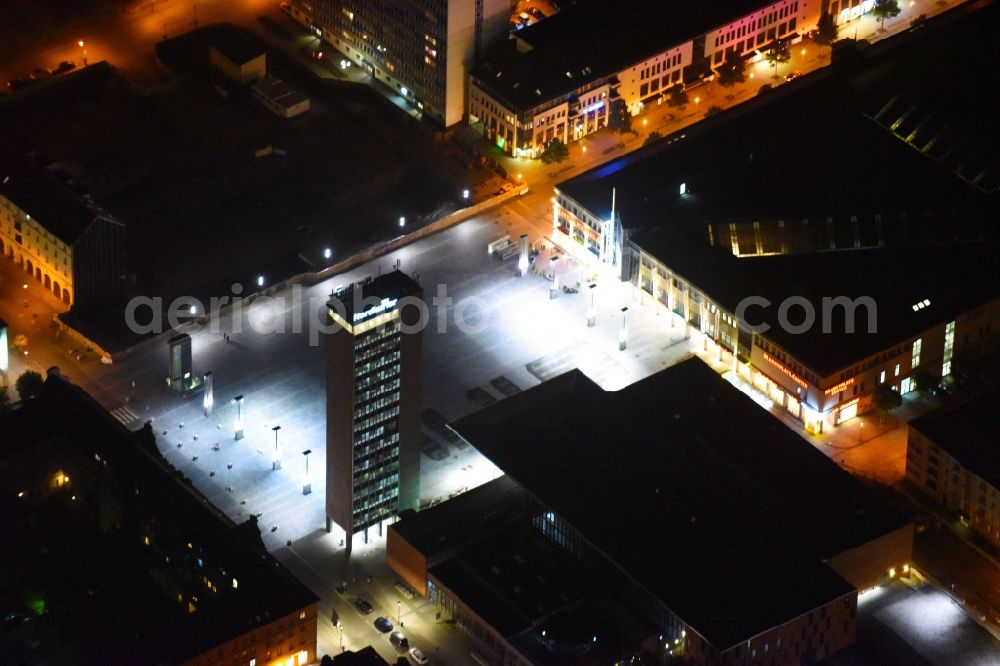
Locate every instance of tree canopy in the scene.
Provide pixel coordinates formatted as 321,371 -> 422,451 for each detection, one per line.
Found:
16,370 -> 44,400
540,139 -> 569,164
716,51 -> 746,86
871,0 -> 901,29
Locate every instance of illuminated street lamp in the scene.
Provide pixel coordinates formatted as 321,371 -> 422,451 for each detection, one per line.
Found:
587,283 -> 597,327
324,247 -> 332,260
462,189 -> 470,201
232,394 -> 244,440
517,234 -> 529,276
257,275 -> 265,288
549,256 -> 560,299
302,449 -> 312,495
272,425 -> 282,470
202,371 -> 213,415
619,306 -> 629,351
399,216 -> 406,227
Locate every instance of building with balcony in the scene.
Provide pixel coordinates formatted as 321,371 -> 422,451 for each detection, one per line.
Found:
469,0 -> 819,156
326,270 -> 423,545
388,358 -> 912,665
0,157 -> 124,311
0,370 -> 319,666
289,0 -> 509,127
906,391 -> 1000,546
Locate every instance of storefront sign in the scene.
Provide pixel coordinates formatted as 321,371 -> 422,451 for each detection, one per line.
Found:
824,378 -> 854,395
762,352 -> 808,389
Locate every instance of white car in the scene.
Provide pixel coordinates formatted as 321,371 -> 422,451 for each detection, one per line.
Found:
409,646 -> 429,664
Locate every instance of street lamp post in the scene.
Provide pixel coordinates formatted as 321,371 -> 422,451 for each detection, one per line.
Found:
397,600 -> 401,626
202,371 -> 213,415
587,283 -> 597,327
619,306 -> 629,351
272,425 -> 282,470
337,620 -> 344,652
78,40 -> 87,66
549,256 -> 560,299
517,234 -> 529,276
302,449 -> 312,495
232,394 -> 244,440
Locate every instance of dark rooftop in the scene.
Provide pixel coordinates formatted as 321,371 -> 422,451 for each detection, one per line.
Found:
209,28 -> 265,65
0,154 -> 105,245
0,372 -> 318,664
331,646 -> 391,665
475,0 -> 780,110
557,4 -> 1000,377
558,1 -> 1000,218
453,358 -> 909,651
910,390 -> 1000,488
329,269 -> 422,324
390,475 -> 530,562
633,232 -> 1000,378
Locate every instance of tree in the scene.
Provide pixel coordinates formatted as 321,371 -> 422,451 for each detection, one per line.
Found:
874,385 -> 903,411
911,367 -> 935,392
764,40 -> 791,77
816,10 -> 838,46
642,131 -> 663,147
540,139 -> 569,164
716,51 -> 746,86
15,370 -> 43,400
0,386 -> 9,409
614,104 -> 635,135
666,85 -> 688,108
871,0 -> 901,30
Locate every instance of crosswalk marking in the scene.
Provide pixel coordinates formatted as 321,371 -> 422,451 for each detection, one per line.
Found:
110,405 -> 140,426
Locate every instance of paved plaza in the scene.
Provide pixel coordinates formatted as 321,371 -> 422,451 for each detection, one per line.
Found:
62,202 -> 713,660
825,580 -> 1000,665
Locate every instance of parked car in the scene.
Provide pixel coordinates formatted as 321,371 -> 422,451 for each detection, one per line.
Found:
527,7 -> 544,19
390,631 -> 409,651
784,70 -> 803,82
374,616 -> 394,633
352,597 -> 375,615
8,77 -> 33,90
31,68 -> 51,80
53,61 -> 76,75
409,647 -> 429,664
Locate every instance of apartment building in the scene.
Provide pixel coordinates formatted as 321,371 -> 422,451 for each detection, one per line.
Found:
289,0 -> 508,127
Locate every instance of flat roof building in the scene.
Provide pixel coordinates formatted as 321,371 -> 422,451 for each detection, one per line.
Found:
0,370 -> 319,665
469,0 -> 820,155
550,6 -> 1000,432
252,76 -> 310,118
326,270 -> 423,545
0,154 -> 125,311
289,0 -> 509,127
390,358 -> 912,664
907,390 -> 1000,546
208,32 -> 266,84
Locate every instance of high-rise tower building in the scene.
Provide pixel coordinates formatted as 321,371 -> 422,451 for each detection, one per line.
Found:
326,271 -> 423,545
288,0 -> 510,127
